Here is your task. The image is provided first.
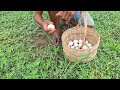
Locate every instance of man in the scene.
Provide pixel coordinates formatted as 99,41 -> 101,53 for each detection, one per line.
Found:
34,11 -> 94,45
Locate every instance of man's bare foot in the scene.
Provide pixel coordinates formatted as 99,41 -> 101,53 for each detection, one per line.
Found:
50,29 -> 60,45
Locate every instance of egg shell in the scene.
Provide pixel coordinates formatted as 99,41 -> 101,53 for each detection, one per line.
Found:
71,46 -> 75,49
78,43 -> 82,47
68,41 -> 74,46
47,24 -> 55,30
74,43 -> 79,47
85,40 -> 89,44
87,43 -> 93,48
89,46 -> 93,48
82,45 -> 88,50
75,47 -> 79,49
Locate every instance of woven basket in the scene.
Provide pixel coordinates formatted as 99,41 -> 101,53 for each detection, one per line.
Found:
61,11 -> 100,63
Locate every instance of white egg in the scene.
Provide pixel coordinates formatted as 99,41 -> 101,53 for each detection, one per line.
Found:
74,43 -> 79,47
89,46 -> 93,48
79,39 -> 83,44
75,47 -> 79,49
78,43 -> 82,47
68,41 -> 74,46
47,24 -> 55,30
87,43 -> 93,48
73,40 -> 79,43
71,46 -> 75,49
82,45 -> 88,50
86,40 -> 89,44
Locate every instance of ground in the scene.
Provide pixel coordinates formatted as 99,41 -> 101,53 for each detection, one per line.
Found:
32,34 -> 49,50
0,11 -> 120,79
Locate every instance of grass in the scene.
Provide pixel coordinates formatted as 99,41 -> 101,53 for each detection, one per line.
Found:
0,11 -> 120,79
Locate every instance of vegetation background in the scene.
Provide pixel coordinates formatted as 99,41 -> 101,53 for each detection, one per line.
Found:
0,11 -> 119,79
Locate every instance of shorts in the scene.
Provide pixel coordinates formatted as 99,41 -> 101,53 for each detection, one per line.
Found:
72,11 -> 94,26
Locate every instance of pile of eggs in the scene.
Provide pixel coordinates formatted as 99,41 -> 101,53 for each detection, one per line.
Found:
68,39 -> 93,50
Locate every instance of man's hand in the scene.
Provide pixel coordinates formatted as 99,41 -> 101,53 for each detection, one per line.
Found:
43,20 -> 56,34
56,11 -> 75,23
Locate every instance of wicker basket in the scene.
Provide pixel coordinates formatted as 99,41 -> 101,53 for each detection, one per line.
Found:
61,11 -> 100,63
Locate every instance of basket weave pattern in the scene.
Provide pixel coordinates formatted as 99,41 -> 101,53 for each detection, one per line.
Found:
61,11 -> 100,63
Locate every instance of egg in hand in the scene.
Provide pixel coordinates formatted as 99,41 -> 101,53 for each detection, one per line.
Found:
47,24 -> 55,31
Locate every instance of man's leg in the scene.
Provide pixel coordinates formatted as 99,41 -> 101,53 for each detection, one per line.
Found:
48,11 -> 60,45
70,11 -> 94,28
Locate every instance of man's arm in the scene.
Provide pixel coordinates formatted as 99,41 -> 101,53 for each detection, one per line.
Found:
34,11 -> 44,26
56,11 -> 75,23
34,11 -> 55,34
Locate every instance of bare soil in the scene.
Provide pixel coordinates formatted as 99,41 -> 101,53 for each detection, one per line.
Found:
32,35 -> 49,50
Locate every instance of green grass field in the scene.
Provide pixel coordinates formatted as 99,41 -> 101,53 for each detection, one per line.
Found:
0,11 -> 120,79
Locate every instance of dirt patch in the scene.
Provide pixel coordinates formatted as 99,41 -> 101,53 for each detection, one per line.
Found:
32,35 -> 49,50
